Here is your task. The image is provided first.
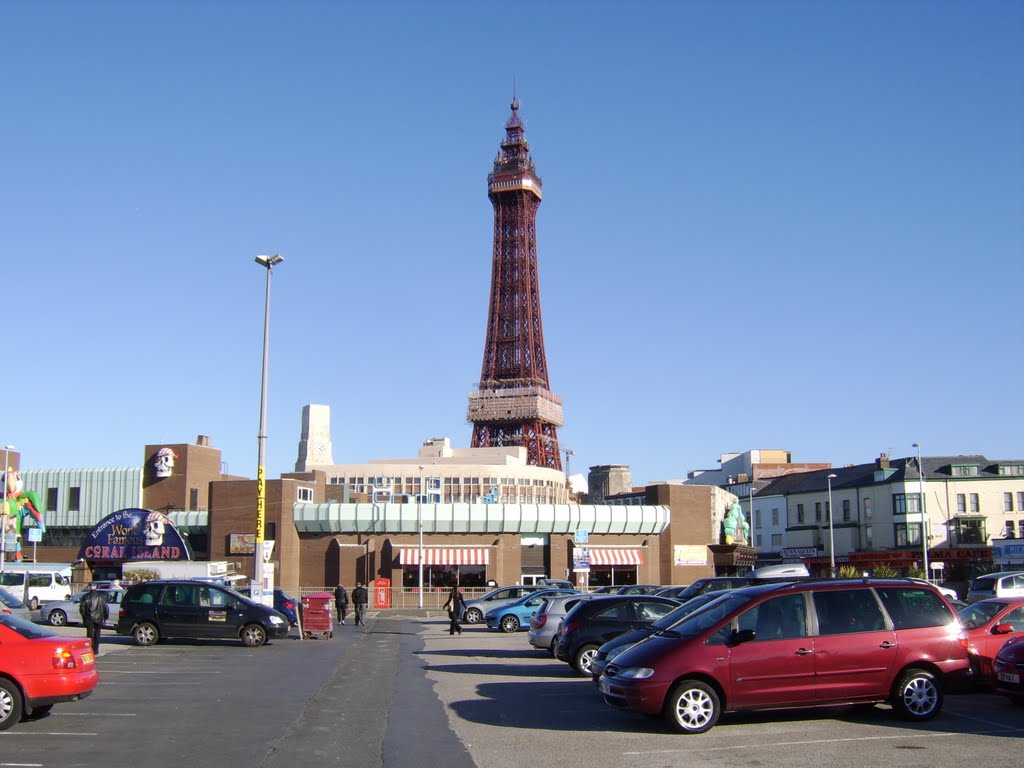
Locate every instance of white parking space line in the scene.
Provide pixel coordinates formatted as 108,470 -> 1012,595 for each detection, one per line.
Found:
624,728 -> 1024,756
57,712 -> 137,717
1,761 -> 44,767
99,670 -> 222,674
0,731 -> 97,737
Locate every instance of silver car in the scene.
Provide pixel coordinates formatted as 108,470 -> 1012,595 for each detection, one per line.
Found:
528,593 -> 592,654
41,588 -> 125,627
0,587 -> 33,621
461,585 -> 544,624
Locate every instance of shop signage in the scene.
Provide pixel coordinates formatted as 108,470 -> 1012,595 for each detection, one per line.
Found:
77,508 -> 191,562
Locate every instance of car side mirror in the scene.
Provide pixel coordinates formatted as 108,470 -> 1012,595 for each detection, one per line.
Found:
732,628 -> 756,645
993,622 -> 1016,635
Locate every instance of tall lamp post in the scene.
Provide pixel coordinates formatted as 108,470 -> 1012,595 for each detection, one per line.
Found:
253,254 -> 283,605
826,473 -> 837,578
912,442 -> 930,580
418,464 -> 424,609
0,444 -> 13,573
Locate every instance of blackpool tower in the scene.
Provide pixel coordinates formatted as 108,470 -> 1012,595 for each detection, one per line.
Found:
467,99 -> 563,470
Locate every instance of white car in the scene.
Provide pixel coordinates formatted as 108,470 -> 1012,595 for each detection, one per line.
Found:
907,578 -> 958,600
41,589 -> 125,628
0,587 -> 33,621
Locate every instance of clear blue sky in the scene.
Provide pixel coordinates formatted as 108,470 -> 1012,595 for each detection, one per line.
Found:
3,1 -> 1022,486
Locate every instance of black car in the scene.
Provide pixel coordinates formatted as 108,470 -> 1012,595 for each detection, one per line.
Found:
590,590 -> 732,682
555,595 -> 681,675
672,576 -> 752,603
274,589 -> 300,626
115,580 -> 290,647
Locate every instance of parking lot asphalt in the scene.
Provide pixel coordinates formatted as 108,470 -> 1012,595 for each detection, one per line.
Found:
5,613 -> 1023,768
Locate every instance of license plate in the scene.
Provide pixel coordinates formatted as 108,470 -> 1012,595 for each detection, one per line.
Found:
997,671 -> 1020,685
81,652 -> 94,665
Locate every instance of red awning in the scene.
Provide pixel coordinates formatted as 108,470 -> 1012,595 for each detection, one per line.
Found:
588,548 -> 644,566
399,548 -> 490,566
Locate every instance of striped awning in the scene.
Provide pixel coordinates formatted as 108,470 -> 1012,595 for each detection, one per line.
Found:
589,548 -> 644,566
399,548 -> 490,566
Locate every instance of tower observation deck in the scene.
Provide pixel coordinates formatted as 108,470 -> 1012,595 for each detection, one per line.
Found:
468,99 -> 563,470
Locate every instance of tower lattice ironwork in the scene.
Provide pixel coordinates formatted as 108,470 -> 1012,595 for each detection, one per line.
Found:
467,99 -> 563,470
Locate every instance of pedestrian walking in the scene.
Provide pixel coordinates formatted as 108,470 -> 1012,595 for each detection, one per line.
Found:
333,583 -> 349,625
443,585 -> 465,636
79,583 -> 109,654
352,581 -> 368,626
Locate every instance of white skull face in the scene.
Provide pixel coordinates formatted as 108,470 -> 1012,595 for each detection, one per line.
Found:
144,513 -> 168,546
153,448 -> 176,478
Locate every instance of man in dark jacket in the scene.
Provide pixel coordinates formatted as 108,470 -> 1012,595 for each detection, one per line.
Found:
333,583 -> 349,625
79,584 -> 109,654
352,581 -> 368,627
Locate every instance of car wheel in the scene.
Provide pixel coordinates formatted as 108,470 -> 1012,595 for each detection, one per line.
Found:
891,668 -> 941,720
242,623 -> 268,647
499,615 -> 520,633
47,609 -> 68,626
0,678 -> 24,731
27,597 -> 39,611
465,608 -> 483,624
133,622 -> 160,647
574,644 -> 599,676
548,638 -> 557,656
664,679 -> 721,734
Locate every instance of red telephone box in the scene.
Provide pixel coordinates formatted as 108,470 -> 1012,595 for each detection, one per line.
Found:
374,577 -> 391,609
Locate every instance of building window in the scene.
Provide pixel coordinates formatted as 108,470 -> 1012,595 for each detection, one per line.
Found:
1006,521 -> 1016,538
970,493 -> 980,513
1019,492 -> 1024,512
952,464 -> 979,477
754,510 -> 762,528
894,522 -> 923,547
189,488 -> 199,510
68,486 -> 81,512
1006,493 -> 1015,512
815,502 -> 822,522
46,488 -> 58,512
842,499 -> 851,522
953,517 -> 985,545
957,494 -> 966,513
997,464 -> 1024,476
771,533 -> 782,546
796,503 -> 804,524
771,508 -> 779,526
893,493 -> 922,515
1019,520 -> 1024,539
755,534 -> 763,547
297,487 -> 314,502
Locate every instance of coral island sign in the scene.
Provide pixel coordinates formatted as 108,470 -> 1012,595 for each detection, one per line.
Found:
78,508 -> 192,562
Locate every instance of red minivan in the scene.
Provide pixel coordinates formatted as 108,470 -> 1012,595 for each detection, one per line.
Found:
599,579 -> 970,733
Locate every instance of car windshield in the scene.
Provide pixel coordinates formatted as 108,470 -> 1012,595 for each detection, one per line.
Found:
658,591 -> 757,638
0,612 -> 60,639
958,601 -> 1005,626
651,593 -> 728,631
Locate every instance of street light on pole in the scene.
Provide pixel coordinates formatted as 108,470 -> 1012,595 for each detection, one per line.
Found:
253,254 -> 283,605
826,473 -> 837,578
912,442 -> 930,581
0,444 -> 14,573
418,464 -> 424,610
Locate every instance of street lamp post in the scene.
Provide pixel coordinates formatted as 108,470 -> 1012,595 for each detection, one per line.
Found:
418,465 -> 424,610
912,442 -> 930,581
0,444 -> 13,573
826,473 -> 837,578
253,254 -> 283,605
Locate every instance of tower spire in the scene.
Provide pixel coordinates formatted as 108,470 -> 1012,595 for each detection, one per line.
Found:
467,100 -> 563,470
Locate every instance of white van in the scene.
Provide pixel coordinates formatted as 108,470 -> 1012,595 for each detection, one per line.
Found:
749,563 -> 811,580
0,568 -> 73,610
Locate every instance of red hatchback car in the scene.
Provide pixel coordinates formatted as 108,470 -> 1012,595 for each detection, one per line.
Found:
599,579 -> 970,733
956,598 -> 1024,680
0,613 -> 99,730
